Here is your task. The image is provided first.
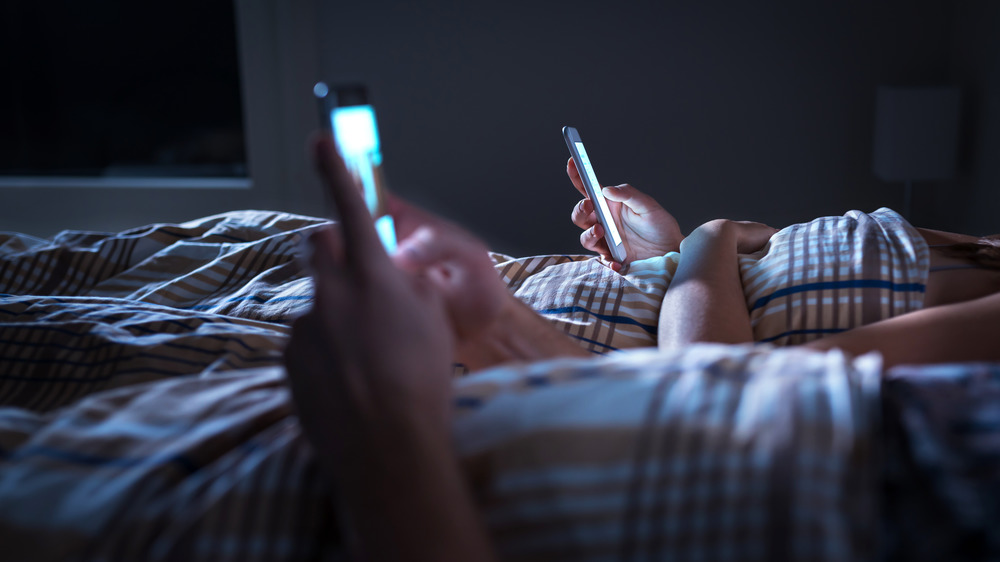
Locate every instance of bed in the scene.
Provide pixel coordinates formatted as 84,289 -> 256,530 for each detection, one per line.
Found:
0,209 -> 996,561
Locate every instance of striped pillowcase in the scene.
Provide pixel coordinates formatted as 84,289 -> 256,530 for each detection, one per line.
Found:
740,208 -> 929,345
493,208 -> 929,352
492,253 -> 676,354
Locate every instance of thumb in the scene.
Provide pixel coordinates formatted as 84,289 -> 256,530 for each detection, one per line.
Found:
601,184 -> 657,214
394,227 -> 443,268
393,226 -> 479,272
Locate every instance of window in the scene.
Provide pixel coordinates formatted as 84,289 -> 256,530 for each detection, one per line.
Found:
0,1 -> 246,182
0,1 -> 322,237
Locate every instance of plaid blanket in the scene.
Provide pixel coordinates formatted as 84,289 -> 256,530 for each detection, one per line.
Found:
0,211 -> 323,413
741,208 -> 928,345
0,210 -> 322,321
880,363 -> 1000,560
491,208 -> 929,353
0,368 -> 333,561
0,211 -> 334,560
0,345 -> 884,562
454,345 -> 883,561
0,208 -> 965,561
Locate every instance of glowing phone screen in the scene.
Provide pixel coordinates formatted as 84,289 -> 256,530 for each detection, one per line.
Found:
331,104 -> 397,252
574,142 -> 623,245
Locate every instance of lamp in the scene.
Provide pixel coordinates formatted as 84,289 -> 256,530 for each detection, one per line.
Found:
872,86 -> 961,219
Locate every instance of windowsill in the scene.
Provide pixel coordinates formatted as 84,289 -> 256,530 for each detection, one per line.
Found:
0,176 -> 252,189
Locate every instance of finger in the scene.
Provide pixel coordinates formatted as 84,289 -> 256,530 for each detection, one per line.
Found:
566,157 -> 588,198
601,184 -> 659,214
392,226 -> 441,271
571,198 -> 598,230
307,228 -> 353,307
305,225 -> 346,267
295,223 -> 340,274
580,223 -> 611,258
311,134 -> 386,263
385,193 -> 462,242
284,313 -> 334,392
283,317 -> 365,439
284,313 -> 320,381
386,195 -> 492,268
393,224 -> 489,273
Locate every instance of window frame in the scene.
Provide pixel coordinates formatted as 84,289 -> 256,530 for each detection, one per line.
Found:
0,0 -> 324,236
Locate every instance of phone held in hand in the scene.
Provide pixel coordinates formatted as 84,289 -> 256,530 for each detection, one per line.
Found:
314,82 -> 397,253
562,126 -> 627,263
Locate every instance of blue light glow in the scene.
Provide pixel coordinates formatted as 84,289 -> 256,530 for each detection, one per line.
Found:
331,103 -> 396,252
375,215 -> 397,253
332,106 -> 380,156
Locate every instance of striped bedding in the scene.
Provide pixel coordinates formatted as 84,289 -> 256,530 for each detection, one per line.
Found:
0,210 -> 324,413
491,207 -> 930,352
491,253 -> 669,354
0,207 -> 965,561
453,345 -> 884,561
740,208 -> 928,345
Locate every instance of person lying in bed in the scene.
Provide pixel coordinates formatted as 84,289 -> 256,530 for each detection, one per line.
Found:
562,156 -> 1000,366
284,134 -> 1000,561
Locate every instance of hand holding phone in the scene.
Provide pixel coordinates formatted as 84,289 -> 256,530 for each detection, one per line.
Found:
315,82 -> 397,252
563,126 -> 627,264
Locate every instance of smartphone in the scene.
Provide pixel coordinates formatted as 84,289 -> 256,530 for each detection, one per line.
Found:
314,82 -> 397,252
562,126 -> 627,263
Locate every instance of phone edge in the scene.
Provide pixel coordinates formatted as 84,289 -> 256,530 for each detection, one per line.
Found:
561,126 -> 628,264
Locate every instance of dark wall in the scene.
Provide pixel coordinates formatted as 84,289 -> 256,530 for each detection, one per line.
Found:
318,0 -> 956,256
940,1 -> 1000,236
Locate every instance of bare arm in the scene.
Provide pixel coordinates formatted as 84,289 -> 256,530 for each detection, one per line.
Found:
285,135 -> 497,562
803,290 -> 1000,367
332,409 -> 496,562
658,219 -> 775,348
456,297 -> 591,371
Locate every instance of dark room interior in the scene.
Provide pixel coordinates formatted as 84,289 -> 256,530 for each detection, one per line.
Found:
2,2 -> 1000,560
1,0 -> 997,256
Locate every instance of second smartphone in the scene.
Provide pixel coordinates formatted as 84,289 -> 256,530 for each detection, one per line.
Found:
562,126 -> 627,263
315,82 -> 397,252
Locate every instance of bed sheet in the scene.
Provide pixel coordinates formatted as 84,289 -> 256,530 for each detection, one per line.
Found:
0,209 -> 991,560
0,211 -> 333,559
0,210 -> 321,414
1,344 -> 886,562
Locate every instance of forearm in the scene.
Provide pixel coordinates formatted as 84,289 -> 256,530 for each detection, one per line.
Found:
803,290 -> 1000,367
658,220 -> 753,348
335,412 -> 497,562
457,296 -> 590,372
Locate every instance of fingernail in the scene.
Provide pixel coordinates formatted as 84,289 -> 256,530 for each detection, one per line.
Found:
397,228 -> 433,261
399,241 -> 425,261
